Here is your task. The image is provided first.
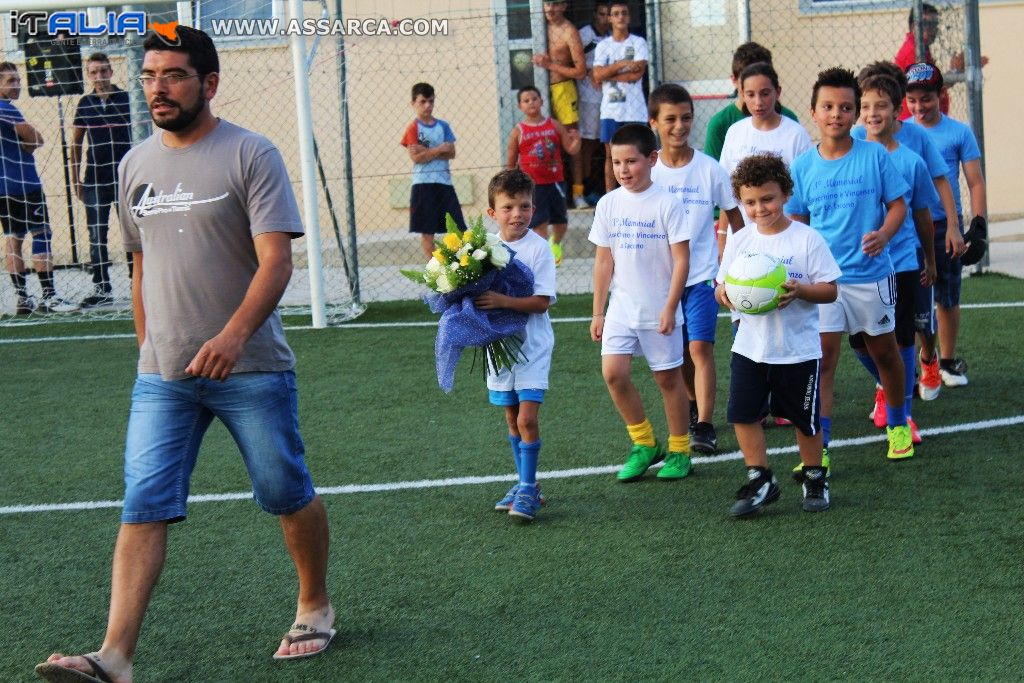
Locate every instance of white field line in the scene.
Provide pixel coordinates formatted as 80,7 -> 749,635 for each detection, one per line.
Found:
2,300 -> 1023,345
2,414 -> 1022,517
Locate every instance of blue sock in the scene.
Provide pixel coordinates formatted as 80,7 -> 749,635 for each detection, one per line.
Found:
854,350 -> 881,384
821,416 -> 831,448
900,346 -> 916,419
508,434 -> 522,478
518,440 -> 541,486
886,402 -> 907,427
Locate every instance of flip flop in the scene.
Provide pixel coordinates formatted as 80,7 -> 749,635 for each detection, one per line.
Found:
35,653 -> 114,683
272,624 -> 337,660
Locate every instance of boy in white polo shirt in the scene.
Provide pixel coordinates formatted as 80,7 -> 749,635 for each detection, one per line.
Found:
590,124 -> 692,482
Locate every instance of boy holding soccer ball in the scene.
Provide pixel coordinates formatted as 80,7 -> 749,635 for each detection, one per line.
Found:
716,153 -> 840,516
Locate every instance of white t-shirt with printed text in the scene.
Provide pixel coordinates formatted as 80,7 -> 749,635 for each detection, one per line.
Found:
594,34 -> 649,123
652,151 -> 737,285
589,183 -> 691,329
715,220 -> 841,364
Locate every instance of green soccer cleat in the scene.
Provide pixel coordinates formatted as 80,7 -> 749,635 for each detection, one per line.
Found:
792,448 -> 831,483
548,236 -> 563,266
887,424 -> 914,461
616,442 -> 664,482
656,451 -> 692,480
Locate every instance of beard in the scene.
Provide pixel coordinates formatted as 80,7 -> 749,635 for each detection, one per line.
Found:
150,90 -> 206,132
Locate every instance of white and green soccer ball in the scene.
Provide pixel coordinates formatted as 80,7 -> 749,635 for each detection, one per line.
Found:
724,252 -> 788,315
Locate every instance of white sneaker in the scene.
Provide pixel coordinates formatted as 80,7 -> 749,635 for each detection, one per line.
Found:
939,358 -> 969,387
39,296 -> 80,313
572,195 -> 589,210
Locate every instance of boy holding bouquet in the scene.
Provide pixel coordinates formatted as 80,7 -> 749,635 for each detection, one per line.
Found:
474,169 -> 557,521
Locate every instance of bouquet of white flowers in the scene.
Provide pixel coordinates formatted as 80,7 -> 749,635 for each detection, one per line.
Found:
402,215 -> 535,392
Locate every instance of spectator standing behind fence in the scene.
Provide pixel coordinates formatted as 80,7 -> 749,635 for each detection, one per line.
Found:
506,86 -> 580,266
0,62 -> 78,314
401,82 -> 466,259
532,0 -> 587,214
35,26 -> 333,683
70,52 -> 133,308
592,2 -> 648,193
893,3 -> 988,121
576,1 -> 611,206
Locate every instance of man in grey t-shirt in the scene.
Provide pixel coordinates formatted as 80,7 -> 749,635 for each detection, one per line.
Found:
37,26 -> 333,683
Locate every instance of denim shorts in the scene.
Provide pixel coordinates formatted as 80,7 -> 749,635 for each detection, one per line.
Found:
122,371 -> 316,524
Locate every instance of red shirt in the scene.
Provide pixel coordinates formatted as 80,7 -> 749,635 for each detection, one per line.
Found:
517,118 -> 563,185
895,31 -> 950,119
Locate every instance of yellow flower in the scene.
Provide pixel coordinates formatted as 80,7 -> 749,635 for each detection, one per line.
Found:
432,248 -> 448,265
463,229 -> 474,244
459,253 -> 471,267
443,233 -> 463,251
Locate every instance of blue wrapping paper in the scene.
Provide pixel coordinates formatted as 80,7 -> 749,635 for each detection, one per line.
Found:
425,257 -> 535,393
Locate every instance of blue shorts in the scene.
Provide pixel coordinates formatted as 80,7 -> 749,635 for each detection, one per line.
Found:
529,183 -> 568,228
122,372 -> 316,524
682,280 -> 718,345
933,217 -> 963,308
409,182 -> 466,234
489,388 -> 546,406
600,118 -> 646,144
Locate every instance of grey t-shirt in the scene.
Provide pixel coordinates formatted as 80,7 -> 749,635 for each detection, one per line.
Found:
118,120 -> 303,381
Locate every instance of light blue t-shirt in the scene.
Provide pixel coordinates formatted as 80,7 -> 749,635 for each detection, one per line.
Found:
853,120 -> 948,219
0,99 -> 42,195
886,144 -> 940,273
786,139 -> 909,284
401,118 -> 456,185
917,114 -> 980,222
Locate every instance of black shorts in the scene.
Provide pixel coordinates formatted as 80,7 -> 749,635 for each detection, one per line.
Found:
933,216 -> 963,308
0,190 -> 49,236
727,352 -> 821,437
528,183 -> 568,229
409,183 -> 466,235
850,270 -> 917,350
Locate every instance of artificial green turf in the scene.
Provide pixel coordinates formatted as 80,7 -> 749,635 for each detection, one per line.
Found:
2,274 -> 1023,681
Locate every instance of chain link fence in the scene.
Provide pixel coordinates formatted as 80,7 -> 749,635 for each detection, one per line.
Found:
1,0 -> 979,325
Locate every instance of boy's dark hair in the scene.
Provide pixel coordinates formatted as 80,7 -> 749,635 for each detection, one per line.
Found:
0,62 -> 16,75
87,52 -> 111,65
905,62 -> 943,94
731,42 -> 773,78
858,60 -> 907,99
517,85 -> 541,102
811,67 -> 861,113
411,82 -> 435,101
908,3 -> 939,28
647,83 -> 692,120
610,1 -> 629,9
859,74 -> 902,110
143,25 -> 219,77
731,152 -> 793,200
738,62 -> 783,115
488,169 -> 535,208
609,123 -> 657,157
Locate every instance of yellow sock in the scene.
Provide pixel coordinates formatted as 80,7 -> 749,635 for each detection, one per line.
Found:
572,183 -> 584,199
668,434 -> 690,454
626,419 -> 655,447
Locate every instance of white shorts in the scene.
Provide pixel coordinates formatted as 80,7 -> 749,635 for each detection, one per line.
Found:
601,318 -> 685,371
487,348 -> 552,392
578,99 -> 601,140
819,275 -> 897,336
